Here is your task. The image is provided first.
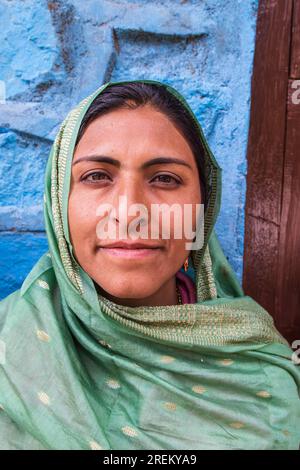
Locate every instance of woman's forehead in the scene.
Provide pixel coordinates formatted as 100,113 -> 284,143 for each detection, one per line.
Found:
73,105 -> 197,166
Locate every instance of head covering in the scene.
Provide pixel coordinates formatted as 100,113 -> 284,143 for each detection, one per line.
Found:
0,80 -> 299,450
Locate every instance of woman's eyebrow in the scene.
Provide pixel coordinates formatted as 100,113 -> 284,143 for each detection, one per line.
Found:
72,155 -> 120,167
142,157 -> 192,170
72,155 -> 193,170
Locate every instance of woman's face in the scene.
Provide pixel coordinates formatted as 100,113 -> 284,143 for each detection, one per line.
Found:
68,104 -> 202,306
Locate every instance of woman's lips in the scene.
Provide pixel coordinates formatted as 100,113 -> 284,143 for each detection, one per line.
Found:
98,247 -> 162,259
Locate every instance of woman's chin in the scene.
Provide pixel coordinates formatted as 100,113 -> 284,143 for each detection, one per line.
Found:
95,280 -> 160,302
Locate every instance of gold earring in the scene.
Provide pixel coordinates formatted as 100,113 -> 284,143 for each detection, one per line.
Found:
183,257 -> 189,272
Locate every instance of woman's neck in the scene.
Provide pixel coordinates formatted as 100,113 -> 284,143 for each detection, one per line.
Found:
95,275 -> 178,307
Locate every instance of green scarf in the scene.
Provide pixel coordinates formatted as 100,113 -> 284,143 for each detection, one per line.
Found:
0,80 -> 299,450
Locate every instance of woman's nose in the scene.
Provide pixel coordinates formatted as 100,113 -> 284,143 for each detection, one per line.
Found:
112,175 -> 149,233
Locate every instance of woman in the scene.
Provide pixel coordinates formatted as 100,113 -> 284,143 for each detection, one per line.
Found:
0,79 -> 299,450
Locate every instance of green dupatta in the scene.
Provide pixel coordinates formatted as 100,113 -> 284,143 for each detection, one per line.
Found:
0,80 -> 299,450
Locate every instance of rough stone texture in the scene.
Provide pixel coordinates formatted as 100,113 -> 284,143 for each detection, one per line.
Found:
0,233 -> 48,299
0,0 -> 259,299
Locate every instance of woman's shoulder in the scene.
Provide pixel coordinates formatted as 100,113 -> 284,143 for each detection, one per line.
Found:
0,288 -> 22,327
0,252 -> 60,333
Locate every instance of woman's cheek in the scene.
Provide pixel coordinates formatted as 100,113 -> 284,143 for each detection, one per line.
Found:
68,191 -> 96,243
76,191 -> 94,221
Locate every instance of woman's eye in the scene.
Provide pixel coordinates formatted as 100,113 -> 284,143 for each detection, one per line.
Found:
81,172 -> 111,183
151,174 -> 181,186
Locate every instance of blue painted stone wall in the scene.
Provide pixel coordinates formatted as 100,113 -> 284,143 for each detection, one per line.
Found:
0,0 -> 259,300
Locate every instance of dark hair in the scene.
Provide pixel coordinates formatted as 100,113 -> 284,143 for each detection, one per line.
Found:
75,82 -> 207,209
